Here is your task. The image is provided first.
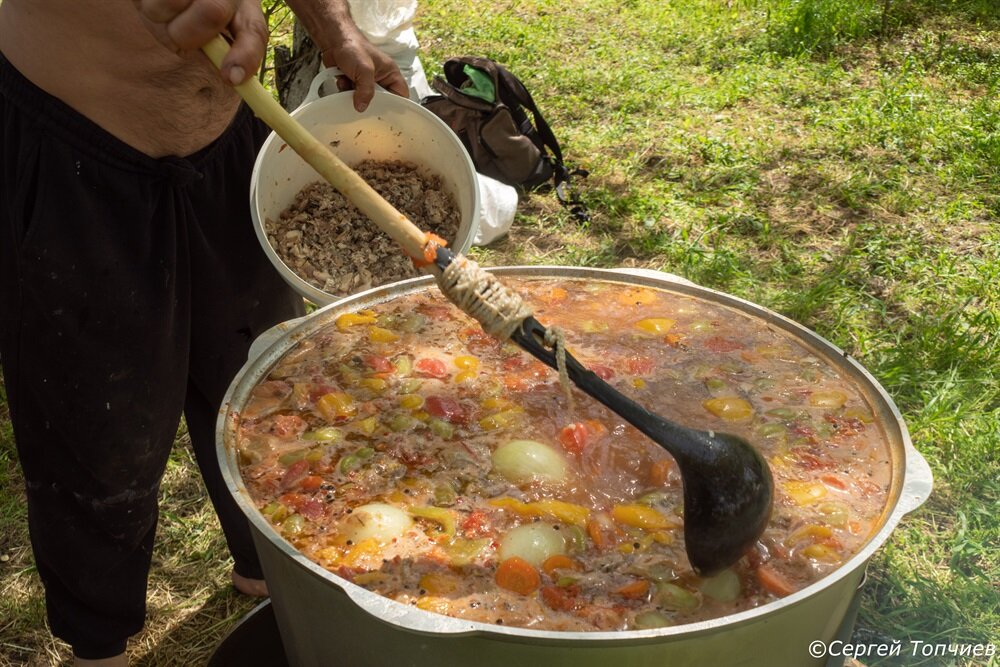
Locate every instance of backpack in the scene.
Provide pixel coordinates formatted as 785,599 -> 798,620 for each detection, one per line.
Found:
421,57 -> 588,222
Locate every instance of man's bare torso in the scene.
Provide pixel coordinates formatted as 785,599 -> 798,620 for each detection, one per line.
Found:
0,0 -> 240,157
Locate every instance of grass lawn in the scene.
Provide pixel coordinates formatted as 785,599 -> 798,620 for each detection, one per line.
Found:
1,0 -> 997,664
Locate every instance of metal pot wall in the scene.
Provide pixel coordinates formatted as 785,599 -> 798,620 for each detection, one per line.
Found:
217,267 -> 933,667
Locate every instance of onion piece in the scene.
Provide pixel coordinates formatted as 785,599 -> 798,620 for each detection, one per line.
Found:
492,439 -> 568,486
498,523 -> 566,567
344,503 -> 412,544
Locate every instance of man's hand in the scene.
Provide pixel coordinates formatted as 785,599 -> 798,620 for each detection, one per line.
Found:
134,0 -> 267,85
285,0 -> 408,113
323,32 -> 409,112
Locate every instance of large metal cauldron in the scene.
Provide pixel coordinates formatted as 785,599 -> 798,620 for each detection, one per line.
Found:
216,267 -> 932,667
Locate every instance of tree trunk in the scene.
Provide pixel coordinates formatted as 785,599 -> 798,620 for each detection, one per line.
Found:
274,20 -> 322,110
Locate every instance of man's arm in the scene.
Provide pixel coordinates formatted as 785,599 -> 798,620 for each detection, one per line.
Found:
134,0 -> 407,111
284,0 -> 409,111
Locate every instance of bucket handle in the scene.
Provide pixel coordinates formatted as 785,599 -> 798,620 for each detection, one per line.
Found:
302,66 -> 347,107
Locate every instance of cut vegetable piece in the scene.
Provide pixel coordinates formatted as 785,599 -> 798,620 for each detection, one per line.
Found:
496,557 -> 541,595
498,523 -> 566,567
492,440 -> 568,486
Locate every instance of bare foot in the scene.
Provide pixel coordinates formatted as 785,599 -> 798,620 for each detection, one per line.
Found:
74,654 -> 127,667
232,570 -> 269,597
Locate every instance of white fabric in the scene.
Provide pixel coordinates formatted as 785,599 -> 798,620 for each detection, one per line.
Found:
347,0 -> 433,101
473,174 -> 519,246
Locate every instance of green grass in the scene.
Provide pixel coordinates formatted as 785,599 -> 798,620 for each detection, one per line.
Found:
2,0 -> 999,664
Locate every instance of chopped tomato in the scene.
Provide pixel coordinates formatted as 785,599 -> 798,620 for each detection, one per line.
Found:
299,475 -> 324,491
590,364 -> 615,380
425,395 -> 468,424
756,563 -> 798,597
558,420 -> 607,455
415,358 -> 449,378
704,336 -> 744,353
280,460 -> 310,491
460,327 -> 502,354
364,354 -> 394,373
541,584 -> 580,611
503,356 -> 529,371
272,414 -> 308,439
495,557 -> 541,596
558,423 -> 589,455
278,492 -> 325,521
622,356 -> 654,375
417,304 -> 452,320
461,510 -> 492,538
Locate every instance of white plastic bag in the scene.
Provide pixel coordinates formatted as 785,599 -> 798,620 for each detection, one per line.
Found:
473,174 -> 518,246
347,0 -> 433,100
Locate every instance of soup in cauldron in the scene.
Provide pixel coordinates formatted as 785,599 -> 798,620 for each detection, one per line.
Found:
235,278 -> 891,631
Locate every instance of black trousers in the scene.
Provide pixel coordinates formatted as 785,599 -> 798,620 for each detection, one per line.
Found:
0,55 -> 304,658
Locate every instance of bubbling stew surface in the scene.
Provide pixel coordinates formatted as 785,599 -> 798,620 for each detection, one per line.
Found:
236,279 -> 892,631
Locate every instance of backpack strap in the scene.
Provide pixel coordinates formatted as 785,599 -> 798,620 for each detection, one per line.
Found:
440,57 -> 591,222
492,64 -> 589,222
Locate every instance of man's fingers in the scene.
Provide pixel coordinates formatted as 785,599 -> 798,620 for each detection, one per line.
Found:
220,2 -> 268,84
380,71 -> 410,100
138,0 -> 192,23
165,0 -> 238,51
350,63 -> 376,112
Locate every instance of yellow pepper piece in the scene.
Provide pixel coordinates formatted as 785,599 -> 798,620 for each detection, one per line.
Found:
341,538 -> 381,568
368,326 -> 400,343
316,391 -> 357,421
784,481 -> 828,505
611,504 -> 677,530
635,318 -> 676,334
358,378 -> 388,393
419,572 -> 461,596
415,596 -> 451,613
409,506 -> 457,537
353,572 -> 388,586
617,542 -> 636,554
488,497 -> 591,527
809,390 -> 848,409
652,530 -> 674,545
412,410 -> 431,422
802,544 -> 841,562
335,311 -> 377,330
842,407 -> 874,423
399,394 -> 424,410
481,397 -> 513,411
478,408 -> 523,430
454,370 -> 477,384
633,378 -> 647,389
618,288 -> 658,306
454,355 -> 480,370
356,416 -> 378,435
703,397 -> 754,421
786,524 -> 833,546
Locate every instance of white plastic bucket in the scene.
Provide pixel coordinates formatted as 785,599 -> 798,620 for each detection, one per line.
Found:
250,68 -> 480,305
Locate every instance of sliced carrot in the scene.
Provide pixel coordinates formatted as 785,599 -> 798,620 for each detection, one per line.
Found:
615,579 -> 650,600
587,512 -> 622,550
495,557 -> 541,596
541,555 -> 579,576
756,563 -> 798,597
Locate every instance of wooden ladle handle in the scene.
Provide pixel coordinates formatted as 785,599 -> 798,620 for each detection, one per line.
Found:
201,35 -> 428,260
